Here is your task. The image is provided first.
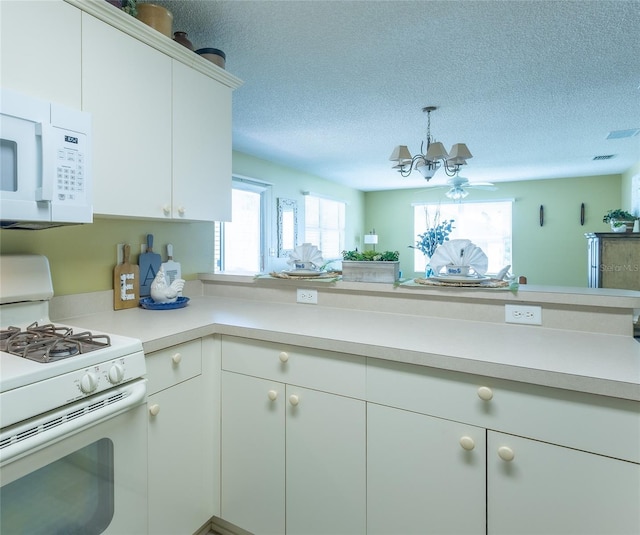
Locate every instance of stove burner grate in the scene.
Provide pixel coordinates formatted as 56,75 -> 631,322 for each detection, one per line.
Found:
0,322 -> 111,363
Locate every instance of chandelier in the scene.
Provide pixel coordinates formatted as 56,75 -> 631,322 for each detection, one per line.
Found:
389,106 -> 472,180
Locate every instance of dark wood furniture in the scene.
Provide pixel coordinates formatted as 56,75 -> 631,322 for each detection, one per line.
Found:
586,233 -> 640,290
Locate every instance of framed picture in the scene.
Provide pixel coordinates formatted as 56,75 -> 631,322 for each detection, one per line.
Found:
277,198 -> 298,257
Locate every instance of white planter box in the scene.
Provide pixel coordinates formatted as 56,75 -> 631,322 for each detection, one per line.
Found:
341,261 -> 400,283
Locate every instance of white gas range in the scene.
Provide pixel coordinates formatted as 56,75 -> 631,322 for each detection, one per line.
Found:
0,255 -> 148,534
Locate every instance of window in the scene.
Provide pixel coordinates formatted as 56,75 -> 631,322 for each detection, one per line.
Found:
304,195 -> 346,259
413,201 -> 512,274
215,179 -> 270,273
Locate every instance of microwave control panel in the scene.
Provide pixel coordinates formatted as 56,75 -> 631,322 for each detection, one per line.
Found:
54,130 -> 87,204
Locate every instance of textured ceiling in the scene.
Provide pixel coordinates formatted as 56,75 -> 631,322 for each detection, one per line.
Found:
150,0 -> 640,191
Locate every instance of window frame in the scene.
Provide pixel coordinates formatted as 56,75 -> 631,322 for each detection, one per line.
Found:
215,177 -> 272,273
303,193 -> 346,261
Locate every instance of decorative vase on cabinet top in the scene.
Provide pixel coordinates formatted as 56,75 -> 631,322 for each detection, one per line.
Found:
136,3 -> 173,37
173,31 -> 194,51
195,48 -> 226,69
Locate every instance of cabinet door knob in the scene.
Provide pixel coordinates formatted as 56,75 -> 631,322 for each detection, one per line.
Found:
149,404 -> 160,416
498,446 -> 515,462
289,394 -> 300,406
477,386 -> 494,401
279,351 -> 289,363
162,204 -> 170,215
172,352 -> 182,364
459,436 -> 475,451
268,390 -> 278,401
177,206 -> 186,216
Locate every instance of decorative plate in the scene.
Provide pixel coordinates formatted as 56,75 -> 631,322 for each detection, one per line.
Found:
281,269 -> 326,277
431,274 -> 490,282
140,296 -> 190,310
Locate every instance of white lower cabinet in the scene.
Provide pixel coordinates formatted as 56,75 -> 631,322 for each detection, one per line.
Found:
367,403 -> 486,535
147,339 -> 214,535
220,336 -> 366,535
221,371 -> 285,534
488,431 -> 640,535
367,358 -> 640,535
218,339 -> 638,535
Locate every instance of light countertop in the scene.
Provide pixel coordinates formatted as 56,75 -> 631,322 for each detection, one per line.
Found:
57,294 -> 640,401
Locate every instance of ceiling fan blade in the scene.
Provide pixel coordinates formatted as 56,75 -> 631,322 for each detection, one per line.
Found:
423,184 -> 448,190
468,181 -> 495,187
467,184 -> 498,191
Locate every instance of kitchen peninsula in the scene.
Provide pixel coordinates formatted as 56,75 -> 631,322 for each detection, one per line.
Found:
52,277 -> 640,535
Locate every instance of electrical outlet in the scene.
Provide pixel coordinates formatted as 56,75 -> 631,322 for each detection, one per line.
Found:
505,304 -> 542,325
297,288 -> 318,304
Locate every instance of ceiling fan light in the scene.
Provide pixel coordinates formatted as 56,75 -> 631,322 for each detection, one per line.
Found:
447,143 -> 473,163
389,145 -> 412,162
425,141 -> 448,161
445,186 -> 469,201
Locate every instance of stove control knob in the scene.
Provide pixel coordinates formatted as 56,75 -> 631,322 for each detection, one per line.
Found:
108,364 -> 125,384
80,372 -> 98,394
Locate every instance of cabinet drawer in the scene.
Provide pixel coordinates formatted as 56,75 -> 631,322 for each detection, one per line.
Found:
367,358 -> 640,463
147,339 -> 202,395
221,336 -> 365,399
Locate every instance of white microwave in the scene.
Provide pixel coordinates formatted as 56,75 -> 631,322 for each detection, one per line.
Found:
0,88 -> 92,229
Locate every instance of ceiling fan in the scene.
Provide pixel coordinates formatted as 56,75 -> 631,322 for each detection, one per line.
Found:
428,172 -> 497,200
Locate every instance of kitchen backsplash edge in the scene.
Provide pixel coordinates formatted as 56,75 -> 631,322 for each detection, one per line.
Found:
51,280 -> 203,321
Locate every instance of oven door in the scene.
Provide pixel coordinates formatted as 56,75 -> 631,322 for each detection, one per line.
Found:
0,380 -> 147,535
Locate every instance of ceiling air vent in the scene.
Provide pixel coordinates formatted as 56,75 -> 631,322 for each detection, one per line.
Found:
593,154 -> 615,161
606,128 -> 640,139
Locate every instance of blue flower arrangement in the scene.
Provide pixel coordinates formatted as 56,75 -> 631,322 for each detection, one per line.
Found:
410,208 -> 455,259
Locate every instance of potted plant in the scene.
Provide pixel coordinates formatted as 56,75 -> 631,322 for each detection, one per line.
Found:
104,0 -> 138,16
603,209 -> 637,232
122,0 -> 137,16
341,249 -> 400,283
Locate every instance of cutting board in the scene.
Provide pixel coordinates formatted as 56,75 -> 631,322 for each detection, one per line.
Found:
139,234 -> 161,297
162,243 -> 182,284
113,244 -> 139,310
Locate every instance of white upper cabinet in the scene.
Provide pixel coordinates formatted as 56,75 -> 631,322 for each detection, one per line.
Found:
3,1 -> 239,222
172,61 -> 232,221
1,0 -> 81,107
81,13 -> 172,219
76,2 -> 240,221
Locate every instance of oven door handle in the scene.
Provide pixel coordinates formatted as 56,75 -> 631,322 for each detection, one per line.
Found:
0,379 -> 147,464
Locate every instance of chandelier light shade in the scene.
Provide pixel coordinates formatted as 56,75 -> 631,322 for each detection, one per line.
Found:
446,143 -> 473,165
389,106 -> 472,180
389,145 -> 412,167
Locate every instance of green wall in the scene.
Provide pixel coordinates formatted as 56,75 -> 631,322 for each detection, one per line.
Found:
0,145 -> 634,293
0,151 -> 365,295
232,152 -> 366,270
364,174 -> 624,286
0,218 -> 215,295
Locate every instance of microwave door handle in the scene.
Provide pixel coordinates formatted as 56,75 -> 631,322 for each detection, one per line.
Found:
36,122 -> 54,202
